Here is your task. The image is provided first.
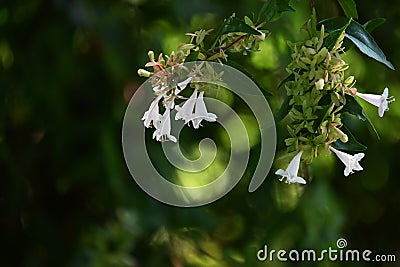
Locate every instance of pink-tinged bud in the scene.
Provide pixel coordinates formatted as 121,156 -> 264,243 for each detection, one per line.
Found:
349,88 -> 357,96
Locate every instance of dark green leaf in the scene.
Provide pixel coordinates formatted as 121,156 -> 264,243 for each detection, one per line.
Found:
256,0 -> 294,24
277,73 -> 294,90
275,95 -> 291,121
322,18 -> 351,51
363,18 -> 386,33
331,125 -> 367,151
313,104 -> 331,131
320,17 -> 394,70
185,50 -> 200,62
345,33 -> 394,70
342,95 -> 380,139
337,0 -> 358,19
225,60 -> 272,96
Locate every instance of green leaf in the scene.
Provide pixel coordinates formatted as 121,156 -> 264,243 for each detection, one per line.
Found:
322,18 -> 351,51
185,50 -> 200,62
337,0 -> 358,19
345,31 -> 394,70
363,18 -> 386,33
320,17 -> 394,70
212,15 -> 260,48
331,125 -> 367,151
256,0 -> 294,24
342,95 -> 380,139
277,73 -> 294,90
275,95 -> 291,121
225,60 -> 272,96
313,104 -> 332,131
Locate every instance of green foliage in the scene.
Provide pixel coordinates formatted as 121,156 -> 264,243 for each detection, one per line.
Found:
321,17 -> 395,69
363,17 -> 386,33
342,95 -> 380,139
337,0 -> 358,19
212,15 -> 261,46
322,17 -> 351,51
255,0 -> 295,24
331,125 -> 367,151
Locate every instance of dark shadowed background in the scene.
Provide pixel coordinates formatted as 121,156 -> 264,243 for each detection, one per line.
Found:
1,0 -> 400,266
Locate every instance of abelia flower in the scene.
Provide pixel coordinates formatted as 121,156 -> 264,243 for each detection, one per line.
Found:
275,151 -> 307,184
356,87 -> 395,117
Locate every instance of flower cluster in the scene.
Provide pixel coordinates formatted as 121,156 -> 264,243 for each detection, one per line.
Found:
139,52 -> 219,142
137,15 -> 267,143
283,24 -> 354,163
276,17 -> 395,184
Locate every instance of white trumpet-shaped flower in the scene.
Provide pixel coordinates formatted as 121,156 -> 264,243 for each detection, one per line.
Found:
152,107 -> 177,142
356,87 -> 395,117
176,77 -> 192,94
329,146 -> 364,176
142,95 -> 162,128
275,151 -> 306,184
191,91 -> 217,129
175,88 -> 197,124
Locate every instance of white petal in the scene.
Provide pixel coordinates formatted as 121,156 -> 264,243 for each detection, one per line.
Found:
192,91 -> 217,128
293,176 -> 307,184
142,95 -> 162,128
276,151 -> 305,184
330,147 -> 364,176
275,169 -> 286,176
286,151 -> 303,178
177,77 -> 192,91
356,88 -> 394,117
175,89 -> 197,122
356,92 -> 382,108
155,108 -> 177,142
329,147 -> 352,165
378,104 -> 386,117
382,87 -> 389,98
344,166 -> 352,176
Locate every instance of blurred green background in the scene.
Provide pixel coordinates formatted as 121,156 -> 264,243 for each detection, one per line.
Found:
1,0 -> 400,266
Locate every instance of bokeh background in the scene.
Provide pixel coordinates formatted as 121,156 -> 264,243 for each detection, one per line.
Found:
1,0 -> 400,266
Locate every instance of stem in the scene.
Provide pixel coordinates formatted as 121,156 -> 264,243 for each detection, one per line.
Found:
207,34 -> 248,57
310,0 -> 315,9
221,34 -> 247,52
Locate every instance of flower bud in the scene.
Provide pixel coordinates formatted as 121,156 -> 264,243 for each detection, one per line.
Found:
315,78 -> 325,90
344,75 -> 355,86
148,50 -> 155,62
255,31 -> 266,41
137,68 -> 151,77
349,87 -> 357,96
332,126 -> 348,143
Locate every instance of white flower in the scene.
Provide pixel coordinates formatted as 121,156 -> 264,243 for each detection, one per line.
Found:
142,95 -> 162,128
329,146 -> 364,176
255,31 -> 266,41
175,88 -> 197,124
152,107 -> 177,142
191,91 -> 217,129
315,78 -> 325,90
153,85 -> 168,94
356,87 -> 395,117
176,77 -> 192,94
275,151 -> 306,184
